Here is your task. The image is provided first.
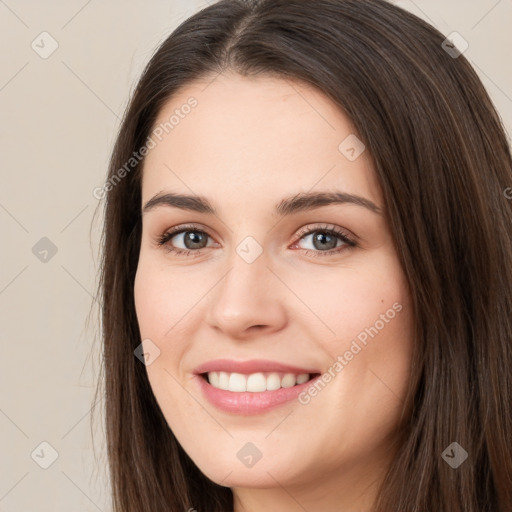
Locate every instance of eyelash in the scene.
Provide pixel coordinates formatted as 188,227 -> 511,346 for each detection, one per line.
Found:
156,223 -> 357,258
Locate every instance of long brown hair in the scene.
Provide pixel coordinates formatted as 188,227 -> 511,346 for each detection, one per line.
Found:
94,0 -> 512,510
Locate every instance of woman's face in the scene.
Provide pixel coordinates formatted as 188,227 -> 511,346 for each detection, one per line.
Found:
134,72 -> 414,506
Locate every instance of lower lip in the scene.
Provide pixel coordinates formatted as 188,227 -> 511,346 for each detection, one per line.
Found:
195,374 -> 321,415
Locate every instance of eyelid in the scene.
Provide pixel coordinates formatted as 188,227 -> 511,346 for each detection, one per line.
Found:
157,222 -> 214,239
155,223 -> 216,248
294,223 -> 356,243
156,222 -> 357,256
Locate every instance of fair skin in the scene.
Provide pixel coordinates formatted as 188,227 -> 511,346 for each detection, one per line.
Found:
134,71 -> 414,512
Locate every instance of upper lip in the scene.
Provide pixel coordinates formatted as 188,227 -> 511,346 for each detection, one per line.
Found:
194,359 -> 320,375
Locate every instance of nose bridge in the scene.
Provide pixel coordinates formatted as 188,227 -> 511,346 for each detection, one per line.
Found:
217,239 -> 269,314
205,235 -> 286,335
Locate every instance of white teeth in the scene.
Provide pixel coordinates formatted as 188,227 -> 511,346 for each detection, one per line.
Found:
229,373 -> 247,392
266,372 -> 281,391
218,371 -> 229,390
207,371 -> 311,392
209,371 -> 220,388
296,373 -> 309,384
246,372 -> 267,392
281,374 -> 296,388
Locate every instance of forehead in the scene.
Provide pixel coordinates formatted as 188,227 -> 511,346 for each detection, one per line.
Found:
141,72 -> 381,209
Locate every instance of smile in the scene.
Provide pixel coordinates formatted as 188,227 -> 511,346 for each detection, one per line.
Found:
204,371 -> 312,392
194,359 -> 321,415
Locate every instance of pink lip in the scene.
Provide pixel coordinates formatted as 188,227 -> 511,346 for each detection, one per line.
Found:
194,358 -> 319,375
193,359 -> 321,415
195,374 -> 321,415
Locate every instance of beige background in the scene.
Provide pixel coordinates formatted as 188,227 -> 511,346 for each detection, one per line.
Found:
0,1 -> 510,510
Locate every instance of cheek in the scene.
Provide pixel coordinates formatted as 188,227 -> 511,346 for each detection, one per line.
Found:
133,262 -> 197,421
133,257 -> 206,388
134,265 -> 164,337
303,250 -> 414,411
290,249 -> 411,348
133,259 -> 189,340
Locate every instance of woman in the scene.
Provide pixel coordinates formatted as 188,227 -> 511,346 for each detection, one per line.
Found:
95,0 -> 512,510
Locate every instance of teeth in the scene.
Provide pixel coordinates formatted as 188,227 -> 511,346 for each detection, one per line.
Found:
209,371 -> 220,388
281,374 -> 296,388
247,373 -> 267,392
296,373 -> 310,384
266,373 -> 281,391
229,373 -> 246,392
218,371 -> 229,390
207,371 -> 311,392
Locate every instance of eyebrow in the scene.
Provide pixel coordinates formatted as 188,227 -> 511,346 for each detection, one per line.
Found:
142,191 -> 382,216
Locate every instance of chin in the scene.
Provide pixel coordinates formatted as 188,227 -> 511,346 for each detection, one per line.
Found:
204,464 -> 288,488
191,448 -> 307,489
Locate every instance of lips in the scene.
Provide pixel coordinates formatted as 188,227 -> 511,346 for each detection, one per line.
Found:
194,358 -> 319,375
193,359 -> 322,414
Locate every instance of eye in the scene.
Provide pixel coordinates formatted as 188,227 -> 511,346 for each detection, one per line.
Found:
291,224 -> 357,258
156,223 -> 357,258
156,224 -> 215,257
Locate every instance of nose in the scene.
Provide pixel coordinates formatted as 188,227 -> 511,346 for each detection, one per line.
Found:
204,248 -> 288,339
